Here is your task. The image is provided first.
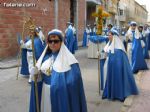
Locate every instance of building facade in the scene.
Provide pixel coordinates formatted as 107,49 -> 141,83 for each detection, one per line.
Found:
118,0 -> 148,27
0,0 -> 102,58
134,2 -> 148,24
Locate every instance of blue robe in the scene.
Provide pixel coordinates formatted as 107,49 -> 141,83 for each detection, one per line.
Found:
20,48 -> 29,75
29,52 -> 87,112
20,36 -> 45,76
20,37 -> 30,76
34,37 -> 46,60
141,33 -> 149,59
131,34 -> 148,73
100,59 -> 106,90
74,35 -> 78,50
65,28 -> 76,54
82,30 -> 87,47
102,49 -> 138,101
147,33 -> 150,50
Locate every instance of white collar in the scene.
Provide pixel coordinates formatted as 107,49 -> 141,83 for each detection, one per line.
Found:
36,43 -> 78,73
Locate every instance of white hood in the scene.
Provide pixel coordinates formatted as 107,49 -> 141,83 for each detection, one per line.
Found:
104,35 -> 126,54
36,43 -> 78,73
126,27 -> 140,39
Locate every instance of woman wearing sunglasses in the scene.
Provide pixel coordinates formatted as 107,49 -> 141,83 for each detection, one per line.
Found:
29,29 -> 87,112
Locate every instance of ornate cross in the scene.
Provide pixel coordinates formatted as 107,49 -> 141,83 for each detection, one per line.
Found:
92,6 -> 110,35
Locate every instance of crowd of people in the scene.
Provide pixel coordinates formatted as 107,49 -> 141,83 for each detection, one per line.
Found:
18,20 -> 150,111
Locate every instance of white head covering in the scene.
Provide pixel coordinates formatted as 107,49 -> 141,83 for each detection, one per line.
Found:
126,21 -> 140,39
35,26 -> 45,45
48,29 -> 64,40
104,30 -> 125,54
36,29 -> 78,73
130,21 -> 137,26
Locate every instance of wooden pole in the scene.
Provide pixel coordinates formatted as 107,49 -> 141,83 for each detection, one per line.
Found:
97,42 -> 101,95
31,28 -> 40,112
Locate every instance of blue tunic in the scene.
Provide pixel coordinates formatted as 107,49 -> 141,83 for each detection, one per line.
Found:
147,33 -> 150,50
20,48 -> 29,75
29,52 -> 87,112
140,33 -> 149,59
34,37 -> 46,60
131,33 -> 148,73
65,28 -> 76,54
82,30 -> 88,47
20,37 -> 30,76
102,49 -> 138,101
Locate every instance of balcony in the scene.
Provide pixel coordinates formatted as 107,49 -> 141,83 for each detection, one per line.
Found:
108,4 -> 117,14
119,15 -> 126,21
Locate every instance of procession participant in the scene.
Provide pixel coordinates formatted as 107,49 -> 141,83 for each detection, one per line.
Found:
138,25 -> 149,59
18,33 -> 30,76
29,29 -> 87,112
82,24 -> 92,47
65,22 -> 76,54
126,21 -> 148,73
72,23 -> 78,50
143,24 -> 150,55
102,29 -> 138,101
20,27 -> 45,83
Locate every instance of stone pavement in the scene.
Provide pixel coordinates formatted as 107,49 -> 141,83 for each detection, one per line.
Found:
127,70 -> 150,112
0,48 -> 150,112
121,60 -> 150,112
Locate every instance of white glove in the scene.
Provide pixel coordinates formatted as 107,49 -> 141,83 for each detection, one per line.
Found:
30,66 -> 39,76
20,40 -> 24,45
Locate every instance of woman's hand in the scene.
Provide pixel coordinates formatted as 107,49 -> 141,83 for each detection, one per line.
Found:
30,66 -> 39,76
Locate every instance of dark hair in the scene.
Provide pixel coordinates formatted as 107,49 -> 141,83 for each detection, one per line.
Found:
107,24 -> 113,28
108,31 -> 113,35
138,26 -> 143,29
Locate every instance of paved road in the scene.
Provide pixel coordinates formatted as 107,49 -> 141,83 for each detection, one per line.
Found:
127,60 -> 150,112
1,48 -> 148,112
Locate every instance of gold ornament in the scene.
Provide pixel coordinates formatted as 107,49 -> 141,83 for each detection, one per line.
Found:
92,6 -> 110,35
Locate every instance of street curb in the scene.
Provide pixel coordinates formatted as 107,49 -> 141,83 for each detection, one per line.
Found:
120,71 -> 143,112
0,59 -> 20,69
0,65 -> 20,69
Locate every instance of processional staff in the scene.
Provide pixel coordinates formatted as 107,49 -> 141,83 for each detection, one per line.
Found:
92,6 -> 110,95
26,17 -> 40,112
16,18 -> 26,80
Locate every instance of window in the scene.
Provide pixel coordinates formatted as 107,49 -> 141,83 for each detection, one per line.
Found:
119,9 -> 124,16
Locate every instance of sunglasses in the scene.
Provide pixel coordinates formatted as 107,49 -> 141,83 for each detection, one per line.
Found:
48,39 -> 61,44
131,24 -> 136,26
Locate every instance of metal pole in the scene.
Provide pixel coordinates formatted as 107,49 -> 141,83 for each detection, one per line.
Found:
54,0 -> 58,28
